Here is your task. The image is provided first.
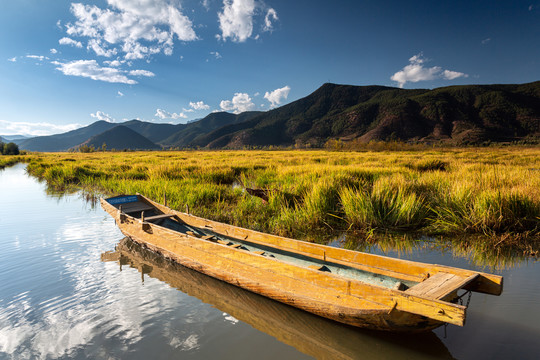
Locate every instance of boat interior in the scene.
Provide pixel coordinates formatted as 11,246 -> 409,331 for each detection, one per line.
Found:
109,195 -> 420,291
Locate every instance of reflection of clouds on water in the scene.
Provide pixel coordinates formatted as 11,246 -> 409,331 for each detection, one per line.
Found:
223,313 -> 239,324
170,334 -> 200,351
0,211 -> 208,359
0,293 -> 34,356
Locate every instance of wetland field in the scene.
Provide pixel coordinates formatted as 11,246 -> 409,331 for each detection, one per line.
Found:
1,148 -> 540,359
17,148 -> 540,250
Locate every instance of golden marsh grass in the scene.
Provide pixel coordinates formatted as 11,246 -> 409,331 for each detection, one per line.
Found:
19,148 -> 539,247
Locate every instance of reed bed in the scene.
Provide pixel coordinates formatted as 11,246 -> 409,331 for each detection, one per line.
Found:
20,148 -> 540,249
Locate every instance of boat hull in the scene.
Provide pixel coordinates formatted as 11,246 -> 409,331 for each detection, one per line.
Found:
106,203 -> 442,331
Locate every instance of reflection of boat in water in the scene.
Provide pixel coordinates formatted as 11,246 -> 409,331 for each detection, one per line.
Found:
102,238 -> 456,360
101,194 -> 503,332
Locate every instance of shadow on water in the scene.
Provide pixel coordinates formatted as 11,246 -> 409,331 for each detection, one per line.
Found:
102,238 -> 456,360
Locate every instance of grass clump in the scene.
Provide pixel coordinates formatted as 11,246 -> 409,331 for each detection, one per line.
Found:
340,180 -> 429,231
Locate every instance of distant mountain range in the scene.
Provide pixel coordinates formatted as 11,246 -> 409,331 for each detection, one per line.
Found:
15,81 -> 540,152
0,135 -> 29,143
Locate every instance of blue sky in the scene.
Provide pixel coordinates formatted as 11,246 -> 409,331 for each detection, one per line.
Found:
1,0 -> 539,136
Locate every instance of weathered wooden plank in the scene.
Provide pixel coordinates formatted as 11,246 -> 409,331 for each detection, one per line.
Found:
145,213 -> 176,221
406,273 -> 480,301
406,273 -> 458,298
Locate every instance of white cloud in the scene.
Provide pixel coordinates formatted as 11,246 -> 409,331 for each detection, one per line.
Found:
155,108 -> 187,119
65,1 -> 197,61
210,51 -> 222,59
220,92 -> 255,113
189,101 -> 210,110
128,69 -> 155,77
390,53 -> 468,88
117,91 -> 124,97
91,111 -> 115,122
59,37 -> 83,48
26,55 -> 48,61
53,59 -> 138,84
0,120 -> 82,137
218,0 -> 256,42
7,57 -> 17,62
263,8 -> 278,32
50,48 -> 58,54
264,85 -> 290,108
481,38 -> 491,44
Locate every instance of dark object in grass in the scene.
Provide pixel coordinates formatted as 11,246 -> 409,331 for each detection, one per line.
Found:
246,187 -> 270,202
407,160 -> 449,172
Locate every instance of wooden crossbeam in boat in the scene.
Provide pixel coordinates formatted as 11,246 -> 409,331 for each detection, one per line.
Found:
145,213 -> 176,222
406,272 -> 479,300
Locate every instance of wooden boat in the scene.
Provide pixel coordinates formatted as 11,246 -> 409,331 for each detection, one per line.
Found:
102,237 -> 455,359
100,194 -> 503,332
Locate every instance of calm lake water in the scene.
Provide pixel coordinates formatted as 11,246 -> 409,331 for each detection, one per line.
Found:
0,163 -> 539,359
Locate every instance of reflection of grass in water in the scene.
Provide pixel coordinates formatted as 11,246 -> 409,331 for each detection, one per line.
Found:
339,231 -> 539,270
449,234 -> 540,270
16,148 -> 540,252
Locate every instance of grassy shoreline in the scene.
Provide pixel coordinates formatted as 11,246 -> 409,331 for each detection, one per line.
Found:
17,148 -> 539,248
0,155 -> 24,169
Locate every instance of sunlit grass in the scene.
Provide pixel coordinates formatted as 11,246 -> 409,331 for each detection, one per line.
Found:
16,148 -> 540,248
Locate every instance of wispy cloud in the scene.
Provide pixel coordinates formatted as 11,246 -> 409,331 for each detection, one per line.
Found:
202,0 -> 211,11
128,69 -> 155,77
264,85 -> 290,108
26,55 -> 48,61
481,38 -> 491,44
390,53 -> 468,88
220,92 -> 255,113
263,8 -> 278,32
52,59 -> 154,85
210,51 -> 222,59
7,57 -> 17,62
0,120 -> 82,137
117,91 -> 124,97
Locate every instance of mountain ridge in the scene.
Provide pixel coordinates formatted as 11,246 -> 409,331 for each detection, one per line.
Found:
17,81 -> 540,152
